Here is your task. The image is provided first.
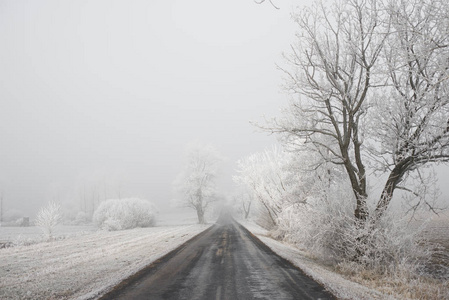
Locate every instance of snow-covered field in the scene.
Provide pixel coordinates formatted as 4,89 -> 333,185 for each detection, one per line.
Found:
0,217 -> 210,300
0,225 -> 97,248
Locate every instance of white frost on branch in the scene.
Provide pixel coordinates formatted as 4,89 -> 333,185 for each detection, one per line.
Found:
234,146 -> 305,228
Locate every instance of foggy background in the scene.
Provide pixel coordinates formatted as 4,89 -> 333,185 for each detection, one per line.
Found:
0,0 -> 299,217
1,0 -> 447,219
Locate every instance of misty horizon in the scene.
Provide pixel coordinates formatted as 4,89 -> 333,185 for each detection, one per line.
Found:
0,0 -> 298,218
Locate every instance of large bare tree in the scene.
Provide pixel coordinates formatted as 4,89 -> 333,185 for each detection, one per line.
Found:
272,0 -> 386,221
271,0 -> 449,223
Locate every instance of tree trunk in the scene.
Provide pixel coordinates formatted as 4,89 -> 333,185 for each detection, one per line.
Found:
350,163 -> 409,263
341,154 -> 369,221
261,200 -> 277,227
374,158 -> 412,221
196,208 -> 205,224
243,201 -> 251,219
244,207 -> 250,219
375,177 -> 397,220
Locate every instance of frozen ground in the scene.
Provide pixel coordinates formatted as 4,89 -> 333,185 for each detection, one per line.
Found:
155,207 -> 203,227
0,212 -> 210,300
0,225 -> 97,248
241,214 -> 449,300
420,212 -> 449,278
0,208 -> 203,247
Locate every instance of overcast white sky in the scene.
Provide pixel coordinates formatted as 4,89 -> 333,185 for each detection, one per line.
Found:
0,0 -> 306,216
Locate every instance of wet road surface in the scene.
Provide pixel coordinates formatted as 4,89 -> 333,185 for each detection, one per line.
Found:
100,216 -> 335,300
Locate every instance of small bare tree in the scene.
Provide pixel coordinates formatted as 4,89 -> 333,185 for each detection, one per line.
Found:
232,189 -> 253,220
240,191 -> 253,220
35,201 -> 63,241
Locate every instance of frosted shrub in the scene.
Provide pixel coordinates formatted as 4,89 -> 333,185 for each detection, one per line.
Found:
273,181 -> 430,275
93,198 -> 157,231
276,194 -> 432,276
349,212 -> 430,275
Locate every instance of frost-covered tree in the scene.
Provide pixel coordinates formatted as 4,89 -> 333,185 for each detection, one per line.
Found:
271,0 -> 386,221
371,0 -> 449,219
234,147 -> 303,227
173,142 -> 223,224
271,0 -> 449,223
35,201 -> 63,241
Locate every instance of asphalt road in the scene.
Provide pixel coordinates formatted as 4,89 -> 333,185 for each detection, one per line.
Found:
100,216 -> 335,300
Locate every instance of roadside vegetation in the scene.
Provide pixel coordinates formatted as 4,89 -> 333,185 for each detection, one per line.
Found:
236,0 -> 449,298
